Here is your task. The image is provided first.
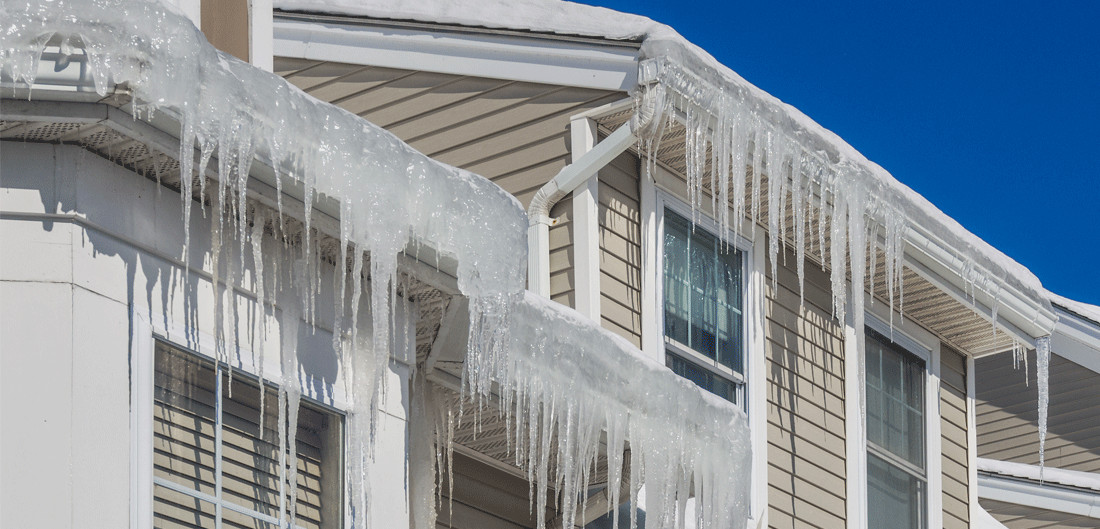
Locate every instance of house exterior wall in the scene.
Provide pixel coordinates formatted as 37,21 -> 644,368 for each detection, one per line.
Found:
0,141 -> 413,529
976,351 -> 1100,473
765,245 -> 848,529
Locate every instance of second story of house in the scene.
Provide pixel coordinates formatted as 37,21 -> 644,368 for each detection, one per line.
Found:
6,1 -> 1095,528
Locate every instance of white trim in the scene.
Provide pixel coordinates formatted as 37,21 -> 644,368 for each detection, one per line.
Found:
129,308 -> 155,529
639,163 -> 661,362
966,355 -> 980,524
977,473 -> 1100,518
843,305 -> 867,529
747,233 -> 768,528
1051,307 -> 1100,375
272,17 -> 639,91
571,116 -> 601,321
250,0 -> 275,71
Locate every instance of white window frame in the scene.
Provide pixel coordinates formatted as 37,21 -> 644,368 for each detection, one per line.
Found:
641,168 -> 768,527
849,305 -> 943,529
129,308 -> 349,529
657,191 -> 752,400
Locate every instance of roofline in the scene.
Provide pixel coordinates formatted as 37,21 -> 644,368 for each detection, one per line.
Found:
272,11 -> 640,92
977,471 -> 1100,519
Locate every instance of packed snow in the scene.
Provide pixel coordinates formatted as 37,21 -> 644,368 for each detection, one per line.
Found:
2,1 -> 754,528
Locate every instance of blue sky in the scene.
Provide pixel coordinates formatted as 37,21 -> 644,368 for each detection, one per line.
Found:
578,0 -> 1100,307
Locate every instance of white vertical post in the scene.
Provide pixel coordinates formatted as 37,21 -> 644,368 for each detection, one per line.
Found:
528,222 -> 551,296
747,234 -> 768,526
571,116 -> 600,320
965,355 -> 979,525
844,299 -> 868,529
928,344 -> 944,529
249,0 -> 274,72
130,309 -> 155,529
639,164 -> 660,361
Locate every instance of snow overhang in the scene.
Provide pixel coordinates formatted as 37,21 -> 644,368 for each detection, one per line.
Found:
272,10 -> 640,92
1,47 -> 466,363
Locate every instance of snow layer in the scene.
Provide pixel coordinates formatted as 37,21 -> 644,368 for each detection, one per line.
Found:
978,457 -> 1100,492
1049,290 -> 1100,327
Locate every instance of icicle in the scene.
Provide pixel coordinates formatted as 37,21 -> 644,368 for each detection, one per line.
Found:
250,210 -> 267,435
1036,335 -> 1051,481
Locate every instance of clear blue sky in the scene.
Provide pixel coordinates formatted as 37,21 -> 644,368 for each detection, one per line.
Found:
578,0 -> 1100,307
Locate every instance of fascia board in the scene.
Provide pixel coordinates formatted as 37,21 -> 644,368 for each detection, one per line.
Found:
977,472 -> 1100,519
1051,308 -> 1100,375
272,17 -> 639,91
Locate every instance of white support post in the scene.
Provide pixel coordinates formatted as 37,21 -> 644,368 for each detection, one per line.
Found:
571,116 -> 600,320
966,355 -> 980,524
928,344 -> 944,529
747,235 -> 768,527
844,299 -> 868,529
639,163 -> 660,362
249,0 -> 274,72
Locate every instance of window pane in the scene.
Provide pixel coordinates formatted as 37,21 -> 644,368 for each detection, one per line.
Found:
666,351 -> 737,404
865,329 -> 925,467
154,343 -> 342,529
868,453 -> 924,529
663,210 -> 743,373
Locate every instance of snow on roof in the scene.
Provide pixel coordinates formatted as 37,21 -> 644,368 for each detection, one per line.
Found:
276,0 -> 1072,337
978,457 -> 1100,492
1049,291 -> 1100,327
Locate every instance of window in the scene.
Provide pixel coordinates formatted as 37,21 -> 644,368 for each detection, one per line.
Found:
662,208 -> 744,404
865,328 -> 926,529
152,342 -> 342,529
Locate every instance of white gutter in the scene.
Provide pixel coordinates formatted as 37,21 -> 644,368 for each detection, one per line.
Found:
527,122 -> 637,296
977,471 -> 1100,519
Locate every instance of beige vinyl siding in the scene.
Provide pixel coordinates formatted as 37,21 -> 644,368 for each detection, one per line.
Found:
549,195 -> 575,308
976,351 -> 1100,472
766,244 -> 847,529
940,346 -> 970,529
153,343 -> 341,529
598,150 -> 643,347
202,0 -> 249,62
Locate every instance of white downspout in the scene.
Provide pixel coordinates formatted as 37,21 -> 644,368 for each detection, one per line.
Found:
527,122 -> 638,296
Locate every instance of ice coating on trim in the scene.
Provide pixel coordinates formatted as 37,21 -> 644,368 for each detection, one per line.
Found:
459,292 -> 752,529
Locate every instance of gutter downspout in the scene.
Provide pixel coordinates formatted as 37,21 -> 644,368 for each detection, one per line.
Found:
527,122 -> 638,296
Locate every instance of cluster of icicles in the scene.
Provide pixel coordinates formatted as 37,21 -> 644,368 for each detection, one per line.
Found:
2,1 -> 755,528
632,57 -> 1055,471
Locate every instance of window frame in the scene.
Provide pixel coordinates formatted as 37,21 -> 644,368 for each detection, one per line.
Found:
657,191 -> 753,405
860,309 -> 943,529
643,182 -> 767,529
130,309 -> 347,529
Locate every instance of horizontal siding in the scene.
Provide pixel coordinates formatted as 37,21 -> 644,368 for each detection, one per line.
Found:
940,346 -> 970,529
598,150 -> 642,347
766,243 -> 847,529
549,195 -> 575,308
437,451 -> 547,529
976,351 -> 1100,472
